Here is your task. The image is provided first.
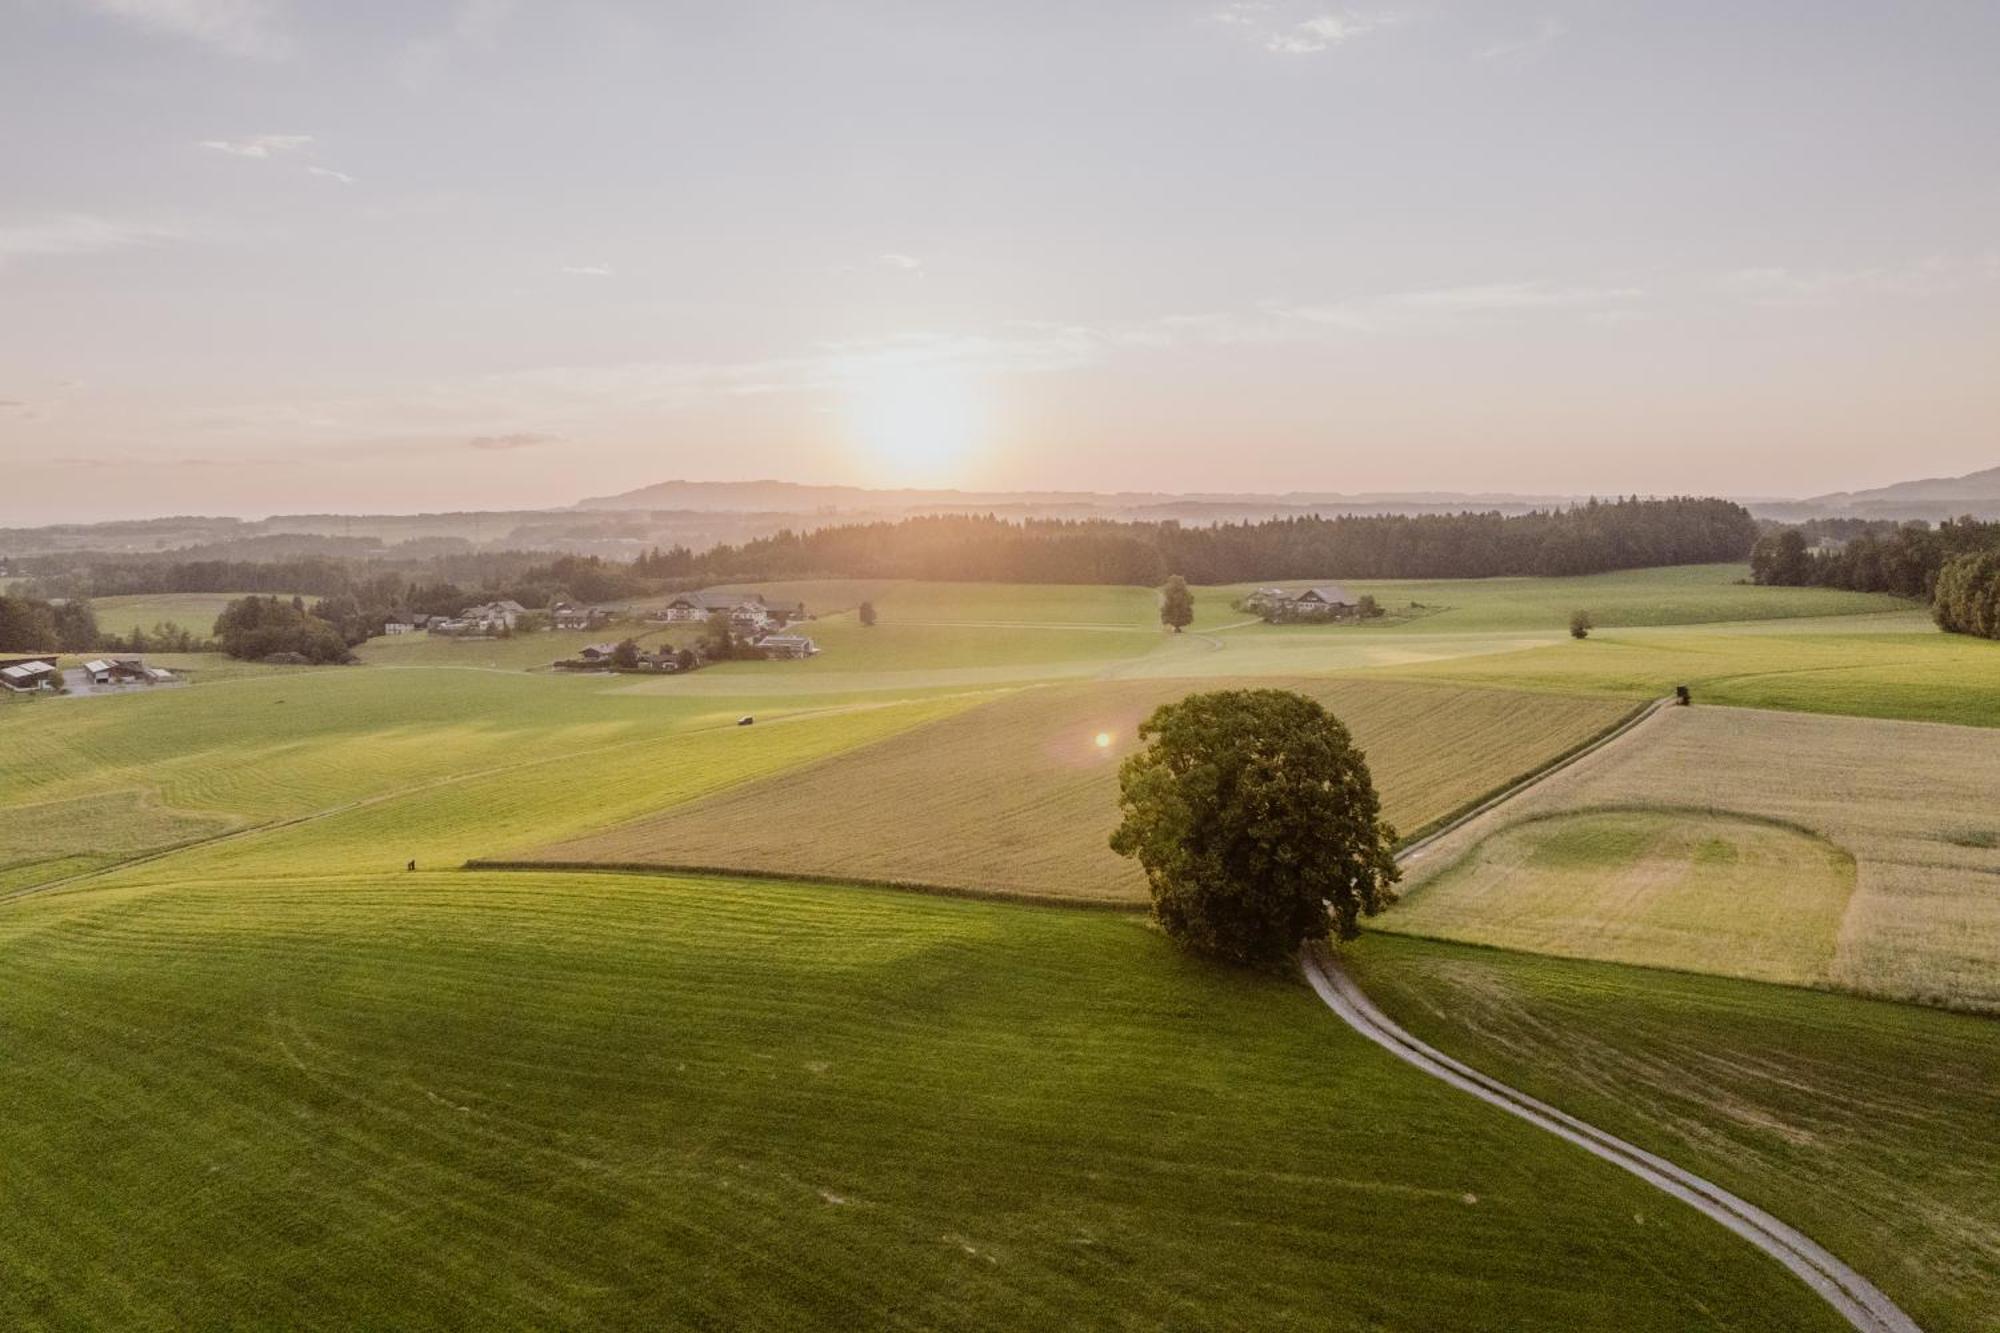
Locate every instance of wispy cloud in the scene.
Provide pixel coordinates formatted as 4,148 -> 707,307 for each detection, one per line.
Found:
468,431 -> 560,451
78,0 -> 295,59
1215,4 -> 1393,54
1475,16 -> 1567,62
305,165 -> 357,185
1718,256 -> 1998,307
560,264 -> 614,277
0,214 -> 181,268
199,133 -> 312,159
877,252 -> 924,273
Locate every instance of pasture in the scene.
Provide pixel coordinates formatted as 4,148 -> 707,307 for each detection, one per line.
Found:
1195,563 -> 1907,633
1381,705 -> 2000,1011
526,680 -> 1636,902
1347,934 -> 2000,1333
1382,611 -> 2000,727
4,563 -> 1998,1329
0,868 -> 1842,1331
86,591 -> 277,641
0,669 -> 981,897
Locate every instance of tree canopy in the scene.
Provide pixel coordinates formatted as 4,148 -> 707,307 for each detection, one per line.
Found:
1109,689 -> 1400,964
1160,575 -> 1194,632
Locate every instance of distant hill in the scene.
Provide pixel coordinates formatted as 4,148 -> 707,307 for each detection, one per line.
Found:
1747,463 -> 2000,522
1808,465 -> 2000,508
574,478 -> 1584,516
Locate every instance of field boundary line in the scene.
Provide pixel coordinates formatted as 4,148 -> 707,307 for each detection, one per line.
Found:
461,859 -> 1149,912
1311,699 -> 1924,1333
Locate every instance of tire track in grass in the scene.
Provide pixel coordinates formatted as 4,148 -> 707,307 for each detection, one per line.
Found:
1310,701 -> 1922,1333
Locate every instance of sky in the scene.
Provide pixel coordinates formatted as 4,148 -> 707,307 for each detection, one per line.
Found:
2,0 -> 1997,522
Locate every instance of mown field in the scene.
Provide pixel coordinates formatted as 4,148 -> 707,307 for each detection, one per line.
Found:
526,680 -> 1636,902
0,669 -> 983,897
1387,808 -> 1856,988
5,564 -> 1999,1329
1381,706 -> 2000,1011
1346,935 -> 2000,1333
0,868 -> 1844,1331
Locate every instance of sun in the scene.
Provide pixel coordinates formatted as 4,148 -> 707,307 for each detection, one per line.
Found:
842,362 -> 984,484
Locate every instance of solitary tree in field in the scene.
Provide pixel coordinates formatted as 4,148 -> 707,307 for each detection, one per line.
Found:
859,599 -> 878,628
1569,610 -> 1593,639
1160,575 -> 1195,633
1109,689 -> 1400,964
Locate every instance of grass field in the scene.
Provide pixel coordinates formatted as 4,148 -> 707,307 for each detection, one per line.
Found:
1380,611 -> 2000,727
1382,705 -> 2000,1011
0,868 -> 1843,1331
527,680 -> 1636,902
1195,564 -> 1908,633
6,564 -> 1998,1328
86,591 -> 283,641
1346,934 -> 2000,1333
0,669 -> 982,896
1385,809 -> 1855,987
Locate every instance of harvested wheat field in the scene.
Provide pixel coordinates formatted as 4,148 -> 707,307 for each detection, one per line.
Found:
519,679 -> 1634,903
1382,705 -> 2000,1011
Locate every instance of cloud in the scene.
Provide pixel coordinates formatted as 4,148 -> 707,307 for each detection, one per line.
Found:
306,166 -> 357,185
0,214 -> 180,268
78,0 -> 294,59
560,264 -> 614,277
1475,16 -> 1567,62
468,431 -> 560,451
1215,4 -> 1391,54
1274,282 -> 1644,332
200,134 -> 313,159
1717,257 -> 1995,307
876,253 -> 924,273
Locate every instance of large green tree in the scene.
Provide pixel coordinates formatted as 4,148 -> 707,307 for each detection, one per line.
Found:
1109,689 -> 1400,963
1159,575 -> 1194,633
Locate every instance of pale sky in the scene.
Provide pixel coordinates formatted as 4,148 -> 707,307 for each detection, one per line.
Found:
2,0 -> 1997,522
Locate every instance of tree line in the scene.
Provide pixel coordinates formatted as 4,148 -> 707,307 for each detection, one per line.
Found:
645,497 -> 1757,586
1749,517 -> 2000,638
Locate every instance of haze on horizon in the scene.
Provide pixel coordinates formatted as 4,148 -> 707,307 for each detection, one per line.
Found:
2,0 -> 1996,525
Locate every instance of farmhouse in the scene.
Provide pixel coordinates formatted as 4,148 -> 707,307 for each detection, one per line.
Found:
459,599 -> 528,631
383,620 -> 416,635
577,642 -> 620,662
82,657 -> 173,686
1253,584 -> 1361,621
655,590 -> 810,629
551,601 -> 612,630
0,658 -> 58,692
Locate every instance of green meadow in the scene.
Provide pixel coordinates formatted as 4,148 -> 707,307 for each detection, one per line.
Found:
3,563 -> 1998,1328
0,870 -> 1841,1331
1346,935 -> 2000,1333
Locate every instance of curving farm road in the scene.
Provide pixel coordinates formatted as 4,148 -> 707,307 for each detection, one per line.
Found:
1309,704 -> 1923,1333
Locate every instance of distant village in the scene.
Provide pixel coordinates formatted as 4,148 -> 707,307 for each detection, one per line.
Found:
386,588 -> 821,673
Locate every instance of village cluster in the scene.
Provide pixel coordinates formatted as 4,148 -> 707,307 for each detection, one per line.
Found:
387,588 -> 821,671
